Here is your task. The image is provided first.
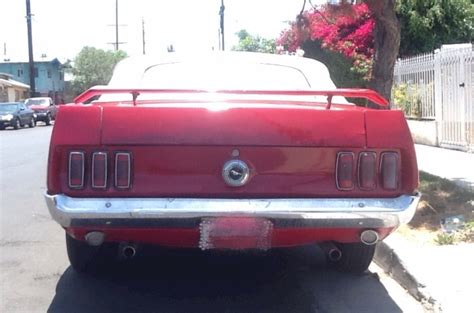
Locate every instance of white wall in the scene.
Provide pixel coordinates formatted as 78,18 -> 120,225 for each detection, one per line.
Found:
407,120 -> 438,146
7,88 -> 15,102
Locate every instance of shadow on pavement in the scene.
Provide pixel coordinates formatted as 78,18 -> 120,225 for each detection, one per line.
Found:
48,245 -> 404,313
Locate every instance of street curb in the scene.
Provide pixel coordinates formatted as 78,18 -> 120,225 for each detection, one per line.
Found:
374,241 -> 442,312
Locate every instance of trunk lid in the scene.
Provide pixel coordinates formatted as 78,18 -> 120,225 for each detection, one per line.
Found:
100,105 -> 367,147
50,104 -> 417,198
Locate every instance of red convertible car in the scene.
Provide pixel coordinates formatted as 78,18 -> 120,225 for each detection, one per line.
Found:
44,52 -> 420,274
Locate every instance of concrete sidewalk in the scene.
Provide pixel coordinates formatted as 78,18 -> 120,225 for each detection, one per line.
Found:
374,144 -> 474,312
415,144 -> 474,191
376,233 -> 474,312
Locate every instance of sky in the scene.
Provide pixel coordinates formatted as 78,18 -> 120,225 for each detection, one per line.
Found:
0,0 -> 325,62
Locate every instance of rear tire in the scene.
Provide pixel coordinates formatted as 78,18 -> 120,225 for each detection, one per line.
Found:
13,118 -> 21,130
45,113 -> 52,126
29,117 -> 36,128
333,243 -> 375,274
66,234 -> 115,274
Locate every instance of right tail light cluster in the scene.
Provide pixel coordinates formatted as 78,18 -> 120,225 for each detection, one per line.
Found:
336,151 -> 399,191
68,151 -> 132,190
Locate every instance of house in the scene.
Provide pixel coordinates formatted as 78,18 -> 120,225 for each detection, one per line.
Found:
0,58 -> 65,103
0,73 -> 30,102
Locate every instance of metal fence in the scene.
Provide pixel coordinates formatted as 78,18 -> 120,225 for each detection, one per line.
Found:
394,53 -> 435,119
393,44 -> 474,151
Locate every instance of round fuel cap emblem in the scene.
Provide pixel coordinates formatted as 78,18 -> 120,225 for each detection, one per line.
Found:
222,160 -> 250,187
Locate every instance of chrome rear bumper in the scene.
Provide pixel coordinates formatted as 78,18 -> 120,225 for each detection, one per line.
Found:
44,193 -> 420,229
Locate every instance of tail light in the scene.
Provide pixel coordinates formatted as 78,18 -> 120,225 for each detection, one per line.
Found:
92,152 -> 108,189
336,151 -> 400,191
358,152 -> 376,190
336,152 -> 354,190
115,152 -> 131,189
68,152 -> 84,189
381,152 -> 399,190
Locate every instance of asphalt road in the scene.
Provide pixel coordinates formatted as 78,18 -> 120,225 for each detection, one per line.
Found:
0,124 -> 424,313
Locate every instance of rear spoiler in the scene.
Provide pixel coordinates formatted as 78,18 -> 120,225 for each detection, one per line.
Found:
74,86 -> 389,109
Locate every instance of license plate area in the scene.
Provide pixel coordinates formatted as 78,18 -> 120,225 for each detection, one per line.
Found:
199,217 -> 273,250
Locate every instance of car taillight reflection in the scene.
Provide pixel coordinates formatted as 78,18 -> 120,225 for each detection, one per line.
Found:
336,151 -> 399,191
381,152 -> 399,190
358,152 -> 377,190
336,152 -> 354,190
115,152 -> 131,189
68,152 -> 84,189
68,151 -> 132,190
92,152 -> 107,189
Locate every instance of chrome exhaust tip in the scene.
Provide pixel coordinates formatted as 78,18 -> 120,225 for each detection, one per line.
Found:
85,231 -> 105,246
122,245 -> 136,259
320,242 -> 342,262
360,230 -> 379,245
327,247 -> 342,262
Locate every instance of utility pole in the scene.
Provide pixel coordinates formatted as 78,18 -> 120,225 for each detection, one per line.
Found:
115,0 -> 119,50
108,0 -> 126,50
142,17 -> 146,55
219,0 -> 225,51
26,0 -> 36,96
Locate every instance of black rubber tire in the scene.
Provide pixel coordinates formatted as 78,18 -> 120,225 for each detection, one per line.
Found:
66,234 -> 114,273
45,113 -> 52,126
29,117 -> 36,128
13,118 -> 21,130
0,126 -> 5,130
333,243 -> 376,274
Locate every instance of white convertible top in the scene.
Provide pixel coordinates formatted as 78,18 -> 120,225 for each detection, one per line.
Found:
105,51 -> 349,104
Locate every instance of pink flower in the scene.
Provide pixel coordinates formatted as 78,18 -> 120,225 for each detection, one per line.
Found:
277,3 -> 375,79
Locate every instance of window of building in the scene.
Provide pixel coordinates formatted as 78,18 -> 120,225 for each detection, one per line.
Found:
34,67 -> 38,78
47,69 -> 52,78
17,69 -> 23,77
59,71 -> 64,81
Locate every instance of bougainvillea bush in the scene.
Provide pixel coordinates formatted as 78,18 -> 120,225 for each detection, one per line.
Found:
278,3 -> 375,81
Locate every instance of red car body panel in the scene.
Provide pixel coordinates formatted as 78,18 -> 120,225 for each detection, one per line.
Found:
100,106 -> 367,147
65,226 -> 395,248
50,145 -> 409,198
46,55 -> 419,251
365,110 -> 419,193
48,104 -> 417,199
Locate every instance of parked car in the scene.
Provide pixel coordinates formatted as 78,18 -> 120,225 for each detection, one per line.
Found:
25,97 -> 57,125
0,102 -> 36,130
44,52 -> 420,274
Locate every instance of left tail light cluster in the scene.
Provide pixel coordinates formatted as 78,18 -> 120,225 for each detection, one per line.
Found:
336,151 -> 399,191
68,151 -> 132,190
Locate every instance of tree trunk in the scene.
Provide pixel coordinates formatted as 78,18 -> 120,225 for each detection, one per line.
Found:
365,0 -> 400,104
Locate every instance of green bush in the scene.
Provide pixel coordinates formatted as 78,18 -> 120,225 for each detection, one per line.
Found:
435,232 -> 456,245
392,83 -> 430,119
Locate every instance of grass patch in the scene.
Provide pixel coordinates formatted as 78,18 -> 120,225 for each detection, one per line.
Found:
399,171 -> 474,245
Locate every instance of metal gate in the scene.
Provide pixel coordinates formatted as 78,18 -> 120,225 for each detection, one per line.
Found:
436,44 -> 474,151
